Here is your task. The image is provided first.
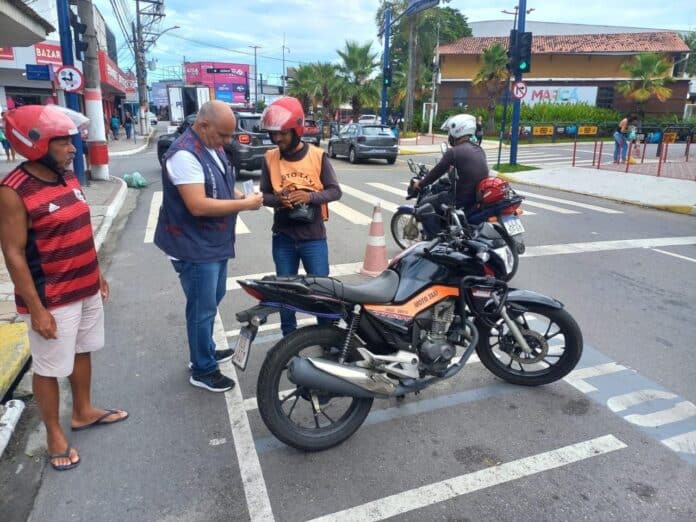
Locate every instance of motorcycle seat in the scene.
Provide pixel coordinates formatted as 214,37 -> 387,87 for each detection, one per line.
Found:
302,270 -> 400,304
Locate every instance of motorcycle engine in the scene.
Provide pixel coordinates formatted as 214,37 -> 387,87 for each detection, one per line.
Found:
418,299 -> 457,375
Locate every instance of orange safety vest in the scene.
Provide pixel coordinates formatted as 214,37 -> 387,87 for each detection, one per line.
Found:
265,145 -> 329,220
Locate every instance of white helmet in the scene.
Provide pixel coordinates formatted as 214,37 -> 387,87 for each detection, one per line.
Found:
440,113 -> 476,139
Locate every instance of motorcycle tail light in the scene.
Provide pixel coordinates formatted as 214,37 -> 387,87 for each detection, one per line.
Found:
487,216 -> 498,223
516,209 -> 524,216
241,284 -> 264,301
237,134 -> 251,145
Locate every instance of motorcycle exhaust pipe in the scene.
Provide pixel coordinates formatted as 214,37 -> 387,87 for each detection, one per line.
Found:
287,357 -> 399,398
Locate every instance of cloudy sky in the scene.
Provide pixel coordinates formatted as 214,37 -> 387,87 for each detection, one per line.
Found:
94,0 -> 695,83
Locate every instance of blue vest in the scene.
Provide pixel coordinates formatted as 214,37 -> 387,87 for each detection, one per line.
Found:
154,128 -> 237,262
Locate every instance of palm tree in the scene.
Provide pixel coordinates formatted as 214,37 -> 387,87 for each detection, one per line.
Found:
336,41 -> 380,122
311,62 -> 343,122
472,43 -> 509,133
287,64 -> 316,114
616,52 -> 673,114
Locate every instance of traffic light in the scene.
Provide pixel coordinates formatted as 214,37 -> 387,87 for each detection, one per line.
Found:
69,10 -> 88,62
516,32 -> 532,74
506,29 -> 518,73
383,66 -> 392,87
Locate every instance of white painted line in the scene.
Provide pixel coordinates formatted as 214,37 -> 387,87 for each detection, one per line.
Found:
525,236 -> 696,259
563,362 -> 628,393
367,182 -> 408,197
340,184 -> 399,213
228,261 -> 363,291
236,217 -> 250,235
522,200 -> 580,214
661,430 -> 696,455
329,201 -> 373,225
651,248 -> 696,264
215,313 -> 275,521
624,401 -> 696,428
144,191 -> 162,243
607,389 -> 677,413
515,191 -> 623,214
306,435 -> 626,522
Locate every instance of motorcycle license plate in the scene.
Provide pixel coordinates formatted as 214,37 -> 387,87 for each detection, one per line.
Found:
231,327 -> 253,371
502,215 -> 525,235
262,139 -> 273,145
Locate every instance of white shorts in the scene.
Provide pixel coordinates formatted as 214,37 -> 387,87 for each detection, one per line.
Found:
21,292 -> 105,378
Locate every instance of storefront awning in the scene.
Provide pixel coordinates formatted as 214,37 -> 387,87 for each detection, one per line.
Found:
0,0 -> 55,47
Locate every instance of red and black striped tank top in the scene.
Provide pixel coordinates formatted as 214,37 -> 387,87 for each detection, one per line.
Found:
0,166 -> 100,313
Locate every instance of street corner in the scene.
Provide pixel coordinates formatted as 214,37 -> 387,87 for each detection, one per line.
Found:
0,322 -> 30,399
653,204 -> 696,216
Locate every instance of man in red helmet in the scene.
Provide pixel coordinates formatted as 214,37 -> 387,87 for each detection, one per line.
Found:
260,97 -> 342,336
0,105 -> 128,472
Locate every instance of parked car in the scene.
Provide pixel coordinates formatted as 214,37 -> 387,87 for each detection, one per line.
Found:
358,114 -> 379,125
156,111 -> 275,173
327,123 -> 398,164
301,118 -> 321,146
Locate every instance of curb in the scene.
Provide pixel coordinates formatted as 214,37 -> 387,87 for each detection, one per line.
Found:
0,323 -> 29,400
109,128 -> 155,157
495,171 -> 696,217
399,148 -> 441,155
93,176 -> 128,253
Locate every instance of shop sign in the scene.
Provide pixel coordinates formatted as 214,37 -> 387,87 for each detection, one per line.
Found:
25,64 -> 52,81
0,47 -> 15,60
98,51 -> 129,93
521,86 -> 598,107
35,42 -> 62,65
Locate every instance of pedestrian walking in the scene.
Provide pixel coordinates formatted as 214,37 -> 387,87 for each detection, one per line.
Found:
613,113 -> 638,163
0,105 -> 128,472
110,114 -> 120,140
475,115 -> 484,145
259,96 -> 342,336
124,111 -> 134,140
154,100 -> 263,392
1,111 -> 17,161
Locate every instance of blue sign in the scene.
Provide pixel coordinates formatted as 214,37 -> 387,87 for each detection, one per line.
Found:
25,64 -> 52,81
404,0 -> 439,16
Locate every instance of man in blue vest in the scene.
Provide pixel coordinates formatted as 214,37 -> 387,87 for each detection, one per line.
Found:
155,101 -> 263,392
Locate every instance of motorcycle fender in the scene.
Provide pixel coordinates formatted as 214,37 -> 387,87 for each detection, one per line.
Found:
235,304 -> 279,324
506,290 -> 563,310
397,204 -> 415,214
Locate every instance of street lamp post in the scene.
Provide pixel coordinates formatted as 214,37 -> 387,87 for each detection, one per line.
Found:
249,45 -> 261,109
281,34 -> 289,94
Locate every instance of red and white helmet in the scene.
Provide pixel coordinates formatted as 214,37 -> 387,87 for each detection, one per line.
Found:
261,96 -> 305,136
4,105 -> 89,161
477,177 -> 511,205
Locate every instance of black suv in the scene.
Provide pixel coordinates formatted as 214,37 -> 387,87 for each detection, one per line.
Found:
156,111 -> 275,173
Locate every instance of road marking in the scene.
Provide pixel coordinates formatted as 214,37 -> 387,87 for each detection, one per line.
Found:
563,362 -> 628,393
215,313 -> 275,521
662,430 -> 696,455
651,248 -> 696,264
524,236 -> 696,258
607,389 -> 677,413
226,317 -> 316,338
514,190 -> 622,214
236,218 -> 250,235
340,184 -> 399,213
522,200 -> 580,214
624,401 -> 696,428
329,201 -> 373,225
306,435 -> 626,522
367,182 -> 408,197
143,191 -> 162,243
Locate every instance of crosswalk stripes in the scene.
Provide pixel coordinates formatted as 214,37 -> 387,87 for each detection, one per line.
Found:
340,184 -> 400,213
514,190 -> 623,214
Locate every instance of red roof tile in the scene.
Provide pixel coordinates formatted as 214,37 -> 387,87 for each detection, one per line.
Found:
438,32 -> 689,55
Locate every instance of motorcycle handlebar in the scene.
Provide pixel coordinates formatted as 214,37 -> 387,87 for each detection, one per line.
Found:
422,236 -> 441,254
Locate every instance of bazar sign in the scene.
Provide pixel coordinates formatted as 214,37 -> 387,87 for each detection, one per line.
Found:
35,42 -> 62,65
98,51 -> 129,92
523,86 -> 598,107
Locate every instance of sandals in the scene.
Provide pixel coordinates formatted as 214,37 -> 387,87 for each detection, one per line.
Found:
48,444 -> 80,471
71,409 -> 129,432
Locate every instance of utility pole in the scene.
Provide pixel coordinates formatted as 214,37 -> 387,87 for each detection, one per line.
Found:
249,44 -> 261,108
380,8 -> 391,125
404,13 -> 419,132
134,0 -> 148,135
77,0 -> 108,180
428,16 -> 440,136
281,34 -> 289,93
510,0 -> 528,165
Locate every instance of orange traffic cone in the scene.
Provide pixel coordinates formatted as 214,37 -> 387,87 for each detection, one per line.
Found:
360,203 -> 389,277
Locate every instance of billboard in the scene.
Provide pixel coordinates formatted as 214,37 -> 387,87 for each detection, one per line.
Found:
185,62 -> 250,104
522,86 -> 598,107
34,42 -> 62,65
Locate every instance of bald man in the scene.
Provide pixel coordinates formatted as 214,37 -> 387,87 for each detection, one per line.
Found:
155,101 -> 263,392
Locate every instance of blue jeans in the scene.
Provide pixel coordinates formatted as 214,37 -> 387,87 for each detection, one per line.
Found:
613,132 -> 628,162
172,260 -> 228,378
272,233 -> 331,336
125,123 -> 132,139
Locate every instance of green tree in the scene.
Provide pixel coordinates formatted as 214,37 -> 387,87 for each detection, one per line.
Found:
617,52 -> 673,113
472,43 -> 509,133
287,64 -> 316,114
311,62 -> 344,122
684,31 -> 696,76
336,41 -> 380,122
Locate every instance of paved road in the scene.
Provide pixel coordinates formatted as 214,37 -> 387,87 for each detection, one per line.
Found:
9,147 -> 696,521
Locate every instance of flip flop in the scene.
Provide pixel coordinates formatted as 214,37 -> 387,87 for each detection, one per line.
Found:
71,409 -> 129,432
48,443 -> 80,471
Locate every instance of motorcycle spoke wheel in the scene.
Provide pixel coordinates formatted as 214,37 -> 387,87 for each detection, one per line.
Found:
257,325 -> 373,451
476,304 -> 583,386
391,211 -> 421,250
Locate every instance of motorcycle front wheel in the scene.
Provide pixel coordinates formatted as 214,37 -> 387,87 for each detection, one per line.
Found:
391,210 -> 422,250
257,325 -> 373,452
476,304 -> 583,386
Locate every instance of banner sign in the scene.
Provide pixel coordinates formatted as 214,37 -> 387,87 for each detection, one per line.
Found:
521,86 -> 598,107
25,64 -> 52,81
98,51 -> 129,93
185,62 -> 250,103
34,42 -> 62,65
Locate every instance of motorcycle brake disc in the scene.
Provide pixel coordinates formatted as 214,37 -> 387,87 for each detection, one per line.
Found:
500,329 -> 548,364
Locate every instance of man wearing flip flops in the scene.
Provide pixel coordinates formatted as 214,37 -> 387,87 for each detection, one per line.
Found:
0,106 -> 128,471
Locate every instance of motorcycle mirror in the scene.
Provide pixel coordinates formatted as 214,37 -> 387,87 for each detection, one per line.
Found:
415,203 -> 436,217
440,142 -> 448,155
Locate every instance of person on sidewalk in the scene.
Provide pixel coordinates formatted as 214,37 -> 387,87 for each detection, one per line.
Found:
124,111 -> 133,140
475,115 -> 484,145
110,114 -> 120,140
1,111 -> 17,161
259,96 -> 342,336
154,100 -> 263,393
0,105 -> 128,472
413,113 -> 488,239
613,113 -> 638,163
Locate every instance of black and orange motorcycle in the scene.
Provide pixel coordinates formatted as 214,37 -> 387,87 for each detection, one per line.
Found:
233,205 -> 582,452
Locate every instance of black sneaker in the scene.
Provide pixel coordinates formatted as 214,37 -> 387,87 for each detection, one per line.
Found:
188,349 -> 235,370
189,370 -> 236,393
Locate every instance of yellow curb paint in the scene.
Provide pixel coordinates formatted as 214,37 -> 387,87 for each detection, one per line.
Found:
0,323 -> 30,398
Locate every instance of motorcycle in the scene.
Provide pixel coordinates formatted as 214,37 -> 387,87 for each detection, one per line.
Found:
232,204 -> 583,452
391,145 -> 527,256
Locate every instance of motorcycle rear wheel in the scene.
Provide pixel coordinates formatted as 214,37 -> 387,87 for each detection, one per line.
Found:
476,304 -> 582,386
391,210 -> 422,250
257,325 -> 373,452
